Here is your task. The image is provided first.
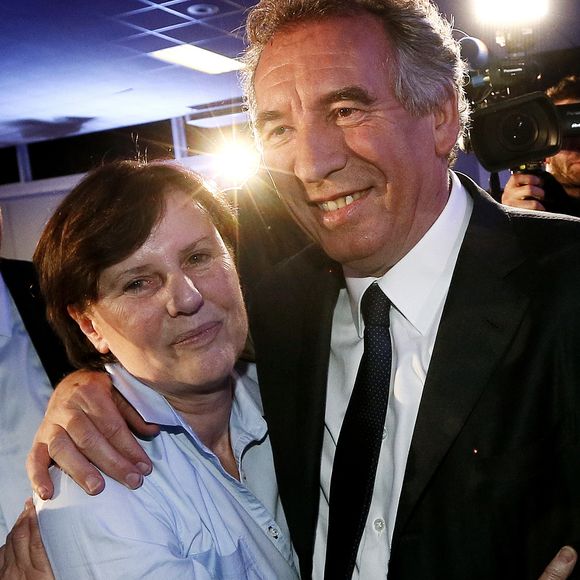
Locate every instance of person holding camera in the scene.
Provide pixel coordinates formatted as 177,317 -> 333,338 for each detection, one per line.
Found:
502,75 -> 580,215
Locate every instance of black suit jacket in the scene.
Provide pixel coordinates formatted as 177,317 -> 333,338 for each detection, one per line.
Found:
248,173 -> 580,579
0,257 -> 71,386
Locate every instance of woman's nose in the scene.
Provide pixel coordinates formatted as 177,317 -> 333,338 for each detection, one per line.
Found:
166,274 -> 203,317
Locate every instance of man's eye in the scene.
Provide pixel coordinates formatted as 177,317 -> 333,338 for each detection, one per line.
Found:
264,125 -> 291,141
186,253 -> 211,266
336,107 -> 355,118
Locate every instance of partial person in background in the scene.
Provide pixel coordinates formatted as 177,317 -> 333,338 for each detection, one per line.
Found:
30,160 -> 297,579
0,209 -> 71,544
502,75 -> 580,215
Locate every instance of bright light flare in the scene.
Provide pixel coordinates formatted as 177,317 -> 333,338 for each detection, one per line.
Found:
149,45 -> 244,74
472,0 -> 549,25
210,141 -> 261,190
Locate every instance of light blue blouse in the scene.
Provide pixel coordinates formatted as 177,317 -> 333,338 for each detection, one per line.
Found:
36,362 -> 299,579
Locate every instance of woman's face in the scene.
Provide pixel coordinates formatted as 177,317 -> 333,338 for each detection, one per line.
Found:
70,189 -> 248,400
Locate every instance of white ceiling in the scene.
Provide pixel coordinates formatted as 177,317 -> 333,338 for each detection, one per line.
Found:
0,0 -> 253,146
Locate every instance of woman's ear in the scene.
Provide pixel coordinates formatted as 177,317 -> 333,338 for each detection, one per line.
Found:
67,305 -> 110,354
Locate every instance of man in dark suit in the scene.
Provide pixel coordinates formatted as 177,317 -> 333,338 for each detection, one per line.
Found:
23,1 -> 579,579
241,2 -> 580,577
249,174 -> 580,578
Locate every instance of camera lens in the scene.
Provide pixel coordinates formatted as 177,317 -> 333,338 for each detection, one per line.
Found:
500,112 -> 538,151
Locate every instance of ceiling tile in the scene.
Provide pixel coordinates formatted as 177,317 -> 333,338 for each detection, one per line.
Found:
197,35 -> 246,58
162,21 -> 226,43
117,33 -> 180,53
203,10 -> 247,37
120,7 -> 191,31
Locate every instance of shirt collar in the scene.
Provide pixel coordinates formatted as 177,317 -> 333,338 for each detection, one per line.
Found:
105,362 -> 267,450
346,171 -> 473,336
229,363 -> 268,458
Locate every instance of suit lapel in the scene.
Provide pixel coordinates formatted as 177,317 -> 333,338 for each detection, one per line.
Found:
393,177 -> 531,539
252,247 -> 343,577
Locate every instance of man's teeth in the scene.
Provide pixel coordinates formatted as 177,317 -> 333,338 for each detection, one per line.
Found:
319,191 -> 362,212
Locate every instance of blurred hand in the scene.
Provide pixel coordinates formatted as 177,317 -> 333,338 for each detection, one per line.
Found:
27,370 -> 159,499
0,500 -> 53,580
539,546 -> 577,580
501,172 -> 546,212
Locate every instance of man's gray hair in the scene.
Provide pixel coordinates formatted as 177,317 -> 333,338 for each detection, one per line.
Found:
240,0 -> 470,156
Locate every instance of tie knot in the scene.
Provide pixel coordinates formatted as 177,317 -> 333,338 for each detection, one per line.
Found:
361,283 -> 391,327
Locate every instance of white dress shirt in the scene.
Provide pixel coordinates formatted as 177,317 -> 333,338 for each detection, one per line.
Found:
313,172 -> 473,579
36,362 -> 299,580
0,273 -> 53,544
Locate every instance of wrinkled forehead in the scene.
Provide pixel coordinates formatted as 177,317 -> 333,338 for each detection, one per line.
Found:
253,14 -> 394,107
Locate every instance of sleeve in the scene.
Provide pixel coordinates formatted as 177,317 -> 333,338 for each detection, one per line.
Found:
35,467 -> 212,580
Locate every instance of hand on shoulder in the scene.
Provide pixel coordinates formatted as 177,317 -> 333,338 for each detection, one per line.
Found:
27,369 -> 158,500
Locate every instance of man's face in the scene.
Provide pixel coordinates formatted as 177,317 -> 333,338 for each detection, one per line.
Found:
547,98 -> 580,196
253,14 -> 459,277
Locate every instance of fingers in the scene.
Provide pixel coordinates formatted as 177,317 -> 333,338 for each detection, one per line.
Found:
1,501 -> 54,579
48,397 -> 146,493
114,389 -> 161,441
73,388 -> 156,483
539,546 -> 577,580
502,173 -> 546,211
504,198 -> 547,212
26,441 -> 55,501
27,370 -> 155,497
24,500 -> 53,576
2,505 -> 29,574
509,172 -> 543,188
28,424 -> 107,497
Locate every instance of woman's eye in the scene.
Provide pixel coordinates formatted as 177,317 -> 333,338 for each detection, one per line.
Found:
123,279 -> 149,294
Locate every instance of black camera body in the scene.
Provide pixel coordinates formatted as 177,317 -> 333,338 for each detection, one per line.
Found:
463,37 -> 580,172
470,93 -> 576,172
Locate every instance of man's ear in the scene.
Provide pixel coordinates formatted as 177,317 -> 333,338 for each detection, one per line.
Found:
433,91 -> 460,158
67,305 -> 110,354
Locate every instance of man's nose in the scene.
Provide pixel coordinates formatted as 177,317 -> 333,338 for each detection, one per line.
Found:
166,273 -> 203,317
293,122 -> 347,185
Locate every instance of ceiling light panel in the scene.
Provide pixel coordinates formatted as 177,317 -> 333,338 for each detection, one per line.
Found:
149,44 -> 244,73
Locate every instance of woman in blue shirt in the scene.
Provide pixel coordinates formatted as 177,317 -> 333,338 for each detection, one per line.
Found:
32,160 -> 299,580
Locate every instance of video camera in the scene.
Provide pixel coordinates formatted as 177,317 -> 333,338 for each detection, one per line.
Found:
462,33 -> 580,173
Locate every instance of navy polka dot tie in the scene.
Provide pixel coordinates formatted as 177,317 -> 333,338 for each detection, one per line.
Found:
324,282 -> 392,580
